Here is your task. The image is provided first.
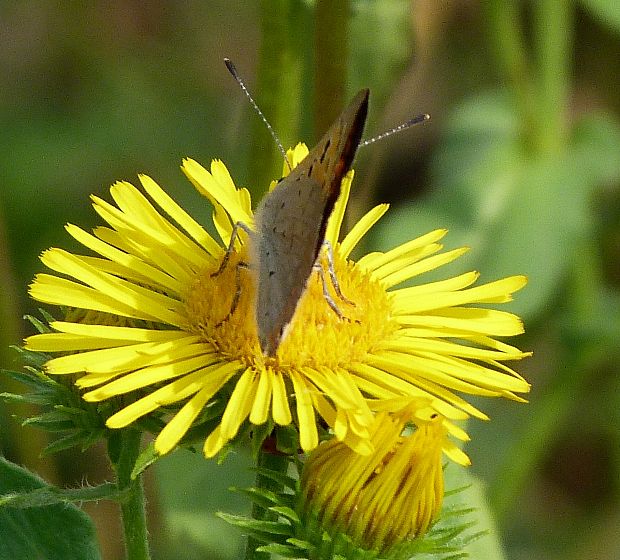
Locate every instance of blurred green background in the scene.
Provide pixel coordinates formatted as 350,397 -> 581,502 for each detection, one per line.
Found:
1,1 -> 620,559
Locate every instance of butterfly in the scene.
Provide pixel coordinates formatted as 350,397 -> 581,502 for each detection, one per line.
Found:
251,90 -> 369,356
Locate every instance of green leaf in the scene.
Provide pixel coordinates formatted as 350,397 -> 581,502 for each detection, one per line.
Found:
580,0 -> 620,33
286,538 -> 313,550
0,457 -> 100,560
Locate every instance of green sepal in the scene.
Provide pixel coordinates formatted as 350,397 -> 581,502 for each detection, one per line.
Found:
268,505 -> 300,524
274,423 -> 301,454
23,410 -> 82,431
23,314 -> 51,334
0,391 -> 44,405
1,356 -> 109,456
131,440 -> 160,479
253,466 -> 299,491
222,460 -> 484,560
233,486 -> 280,509
256,542 -> 307,557
1,366 -> 53,391
41,429 -> 105,456
26,310 -> 57,331
216,512 -> 294,538
250,419 -> 276,458
285,538 -> 313,550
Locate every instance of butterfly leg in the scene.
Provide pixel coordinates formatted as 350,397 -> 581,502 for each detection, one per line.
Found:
319,240 -> 355,306
215,261 -> 250,327
211,221 -> 253,277
316,265 -> 344,319
212,221 -> 252,327
314,241 -> 357,321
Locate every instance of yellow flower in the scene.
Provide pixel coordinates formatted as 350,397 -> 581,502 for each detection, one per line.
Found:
301,401 -> 459,552
25,144 -> 530,458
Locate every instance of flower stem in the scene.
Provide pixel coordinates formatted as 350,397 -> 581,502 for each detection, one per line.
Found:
483,0 -> 536,151
244,449 -> 290,560
114,429 -> 150,560
314,0 -> 350,135
532,0 -> 572,154
249,0 -> 307,193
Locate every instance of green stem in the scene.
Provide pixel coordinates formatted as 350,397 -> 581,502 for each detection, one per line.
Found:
249,0 -> 307,194
245,450 -> 290,560
483,0 -> 536,151
532,0 -> 572,154
314,0 -> 350,136
114,429 -> 150,560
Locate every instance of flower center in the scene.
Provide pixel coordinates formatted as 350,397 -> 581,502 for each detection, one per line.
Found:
183,247 -> 397,370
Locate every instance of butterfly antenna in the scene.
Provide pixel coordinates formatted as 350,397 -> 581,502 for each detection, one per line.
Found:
224,58 -> 291,169
360,113 -> 430,147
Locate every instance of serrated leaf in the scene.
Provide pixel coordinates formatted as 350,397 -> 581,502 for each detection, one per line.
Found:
0,457 -> 101,560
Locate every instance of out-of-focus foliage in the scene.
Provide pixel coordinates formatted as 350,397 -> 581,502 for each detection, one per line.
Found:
1,1 -> 619,559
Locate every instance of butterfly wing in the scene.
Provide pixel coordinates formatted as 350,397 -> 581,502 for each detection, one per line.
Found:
252,89 -> 369,356
253,177 -> 326,355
